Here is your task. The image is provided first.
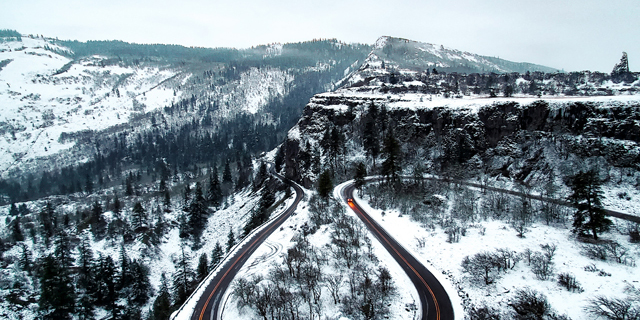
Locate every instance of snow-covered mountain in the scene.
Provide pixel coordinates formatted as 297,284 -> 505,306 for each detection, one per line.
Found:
0,36 -> 187,175
274,37 -> 640,320
0,35 -> 370,180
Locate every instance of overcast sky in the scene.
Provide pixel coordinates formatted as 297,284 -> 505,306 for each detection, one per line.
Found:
2,0 -> 638,72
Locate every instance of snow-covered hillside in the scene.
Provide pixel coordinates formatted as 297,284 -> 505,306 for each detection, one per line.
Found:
0,36 -> 303,177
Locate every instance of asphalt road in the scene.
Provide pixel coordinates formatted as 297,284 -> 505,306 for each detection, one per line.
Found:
341,182 -> 455,320
188,171 -> 303,320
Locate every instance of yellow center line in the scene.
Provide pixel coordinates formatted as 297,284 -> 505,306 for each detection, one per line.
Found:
348,192 -> 440,320
198,197 -> 298,320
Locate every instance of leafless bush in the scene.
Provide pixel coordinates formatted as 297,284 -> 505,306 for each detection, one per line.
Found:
585,296 -> 640,320
469,302 -> 502,320
557,272 -> 583,293
583,243 -> 608,261
604,241 -> 629,264
530,251 -> 554,280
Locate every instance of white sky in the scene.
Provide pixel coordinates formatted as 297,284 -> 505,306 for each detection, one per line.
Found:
2,0 -> 639,72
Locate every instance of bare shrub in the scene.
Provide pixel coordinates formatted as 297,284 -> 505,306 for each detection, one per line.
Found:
469,302 -> 502,320
462,252 -> 502,285
557,272 -> 584,292
604,241 -> 629,264
583,243 -> 608,261
585,296 -> 640,320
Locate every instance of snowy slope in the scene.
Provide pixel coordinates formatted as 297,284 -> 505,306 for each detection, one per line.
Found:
0,36 -> 185,175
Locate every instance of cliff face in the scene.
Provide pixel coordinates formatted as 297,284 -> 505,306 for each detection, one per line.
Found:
278,37 -> 640,189
281,91 -> 640,188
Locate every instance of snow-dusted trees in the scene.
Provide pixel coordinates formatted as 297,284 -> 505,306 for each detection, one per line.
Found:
243,186 -> 276,236
39,231 -> 76,319
381,128 -> 401,184
566,169 -> 611,240
317,170 -> 333,199
585,295 -> 640,320
172,245 -> 195,308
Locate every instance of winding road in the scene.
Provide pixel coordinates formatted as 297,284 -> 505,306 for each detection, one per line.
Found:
341,182 -> 455,320
185,170 -> 304,320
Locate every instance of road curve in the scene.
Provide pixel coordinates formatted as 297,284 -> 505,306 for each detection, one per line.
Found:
341,182 -> 455,320
188,171 -> 303,320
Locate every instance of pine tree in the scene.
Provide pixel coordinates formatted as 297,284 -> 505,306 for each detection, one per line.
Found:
207,172 -> 222,207
163,190 -> 171,208
131,201 -> 147,231
19,242 -> 32,274
127,259 -> 151,306
567,169 -> 611,240
210,241 -> 224,270
9,202 -> 18,216
253,162 -> 268,190
113,195 -> 121,215
381,128 -> 401,184
197,252 -> 209,283
94,254 -> 119,317
226,229 -> 236,253
354,162 -> 367,191
363,104 -> 380,167
188,182 -> 208,239
40,231 -> 76,319
39,202 -> 56,247
152,273 -> 172,320
76,232 -> 95,320
317,170 -> 333,199
118,243 -> 131,292
223,159 -> 233,183
172,244 -> 194,307
11,216 -> 24,242
90,201 -> 107,239
39,255 -> 75,320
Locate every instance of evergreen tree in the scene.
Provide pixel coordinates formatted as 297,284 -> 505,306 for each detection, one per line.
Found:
76,232 -> 95,320
354,162 -> 367,191
172,244 -> 194,307
567,169 -> 611,240
113,195 -> 122,215
39,202 -> 56,247
381,128 -> 401,184
210,241 -> 224,270
226,228 -> 236,253
131,201 -> 147,231
363,105 -> 380,167
152,273 -> 172,320
11,216 -> 24,242
95,254 -> 120,318
207,172 -> 222,207
223,159 -> 233,183
183,184 -> 192,207
197,252 -> 209,283
90,201 -> 107,239
243,187 -> 275,236
39,255 -> 75,320
317,170 -> 333,199
19,243 -> 32,274
118,243 -> 131,292
39,231 -> 76,319
154,206 -> 167,243
127,259 -> 151,306
9,202 -> 18,216
188,182 -> 208,239
163,190 -> 171,208
254,162 -> 268,189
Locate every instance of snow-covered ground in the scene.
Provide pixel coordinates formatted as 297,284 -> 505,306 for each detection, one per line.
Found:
312,89 -> 640,114
215,186 -> 422,320
0,36 -> 184,175
352,183 -> 640,319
